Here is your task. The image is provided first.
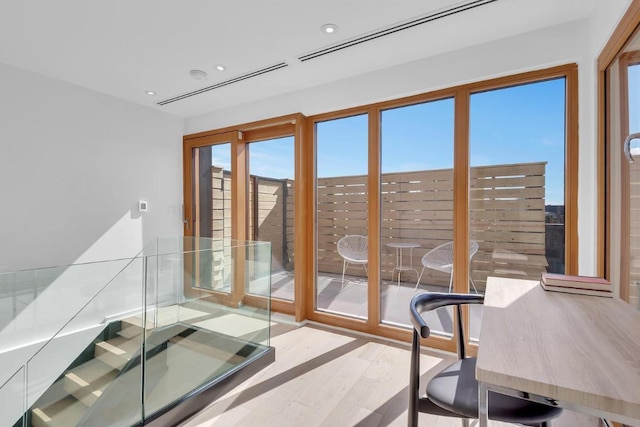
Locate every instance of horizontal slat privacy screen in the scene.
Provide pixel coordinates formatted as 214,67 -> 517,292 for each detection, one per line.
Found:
209,161 -> 546,291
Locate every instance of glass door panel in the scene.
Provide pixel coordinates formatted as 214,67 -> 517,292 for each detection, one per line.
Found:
469,79 -> 567,339
315,114 -> 368,319
247,136 -> 295,301
469,79 -> 567,286
379,98 -> 455,333
183,132 -> 240,307
624,57 -> 640,310
191,143 -> 232,293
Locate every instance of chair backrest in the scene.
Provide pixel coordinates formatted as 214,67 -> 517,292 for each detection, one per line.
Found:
408,291 -> 562,426
408,292 -> 484,426
422,240 -> 479,270
469,240 -> 479,257
337,235 -> 368,262
410,292 -> 484,358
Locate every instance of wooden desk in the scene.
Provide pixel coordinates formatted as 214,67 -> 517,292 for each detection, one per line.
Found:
477,277 -> 640,426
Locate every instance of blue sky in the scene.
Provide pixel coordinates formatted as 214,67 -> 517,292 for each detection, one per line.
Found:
214,78 -> 567,205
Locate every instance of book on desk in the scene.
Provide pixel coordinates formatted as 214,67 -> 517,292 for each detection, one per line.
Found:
540,273 -> 613,297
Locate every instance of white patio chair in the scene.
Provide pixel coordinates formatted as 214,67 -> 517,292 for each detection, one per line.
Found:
337,235 -> 368,289
415,240 -> 479,293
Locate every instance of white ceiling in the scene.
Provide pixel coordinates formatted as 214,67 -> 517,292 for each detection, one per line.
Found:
0,0 -> 595,118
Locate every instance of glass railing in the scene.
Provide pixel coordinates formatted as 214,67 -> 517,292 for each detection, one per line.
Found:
0,238 -> 272,427
0,258 -> 135,385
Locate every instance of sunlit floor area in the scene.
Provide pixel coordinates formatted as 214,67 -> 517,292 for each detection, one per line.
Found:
181,322 -> 598,427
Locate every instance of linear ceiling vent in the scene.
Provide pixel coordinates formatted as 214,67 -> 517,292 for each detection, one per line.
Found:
157,62 -> 289,106
298,0 -> 499,62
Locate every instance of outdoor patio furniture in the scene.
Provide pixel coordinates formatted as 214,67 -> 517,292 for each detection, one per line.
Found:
386,242 -> 420,289
408,292 -> 563,427
337,235 -> 368,289
415,241 -> 479,293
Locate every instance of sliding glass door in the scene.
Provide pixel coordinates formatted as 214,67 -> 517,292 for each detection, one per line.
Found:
379,98 -> 455,332
246,136 -> 296,302
315,114 -> 369,320
469,78 -> 567,288
607,30 -> 640,310
183,132 -> 243,305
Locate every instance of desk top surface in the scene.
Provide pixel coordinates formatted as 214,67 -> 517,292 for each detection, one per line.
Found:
477,277 -> 640,419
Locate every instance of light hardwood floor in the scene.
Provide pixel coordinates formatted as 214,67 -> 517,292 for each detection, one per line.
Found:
181,322 -> 599,427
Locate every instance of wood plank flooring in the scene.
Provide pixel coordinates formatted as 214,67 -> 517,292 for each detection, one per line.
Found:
181,322 -> 599,427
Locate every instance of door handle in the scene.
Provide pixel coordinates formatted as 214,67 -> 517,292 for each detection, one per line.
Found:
624,132 -> 640,163
182,205 -> 190,230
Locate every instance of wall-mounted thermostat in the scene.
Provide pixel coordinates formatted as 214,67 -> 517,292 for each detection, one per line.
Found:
139,201 -> 149,212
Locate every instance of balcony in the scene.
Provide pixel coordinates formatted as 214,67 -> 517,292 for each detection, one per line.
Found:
231,160 -> 561,312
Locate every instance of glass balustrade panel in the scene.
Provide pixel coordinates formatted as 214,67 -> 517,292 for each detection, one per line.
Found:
25,256 -> 146,427
142,239 -> 272,418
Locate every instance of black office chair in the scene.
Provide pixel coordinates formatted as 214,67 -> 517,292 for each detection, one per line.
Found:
408,292 -> 563,427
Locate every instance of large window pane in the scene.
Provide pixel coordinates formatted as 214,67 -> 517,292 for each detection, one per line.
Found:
316,114 -> 368,319
380,99 -> 455,334
192,143 -> 232,292
469,79 -> 566,290
247,136 -> 295,301
627,62 -> 640,310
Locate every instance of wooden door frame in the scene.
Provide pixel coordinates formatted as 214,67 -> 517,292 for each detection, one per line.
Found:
598,0 -> 640,304
241,121 -> 297,318
184,114 -> 308,320
183,131 -> 244,307
182,65 -> 579,353
306,64 -> 578,353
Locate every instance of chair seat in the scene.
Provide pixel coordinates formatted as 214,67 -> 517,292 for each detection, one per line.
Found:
426,357 -> 562,424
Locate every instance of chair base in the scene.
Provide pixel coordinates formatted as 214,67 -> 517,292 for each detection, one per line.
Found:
426,358 -> 562,425
414,398 -> 551,427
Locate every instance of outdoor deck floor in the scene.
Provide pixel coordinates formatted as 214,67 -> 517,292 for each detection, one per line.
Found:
269,270 -> 483,339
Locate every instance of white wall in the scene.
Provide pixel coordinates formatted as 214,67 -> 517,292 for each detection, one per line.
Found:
186,19 -> 602,274
0,62 -> 184,272
0,62 -> 184,423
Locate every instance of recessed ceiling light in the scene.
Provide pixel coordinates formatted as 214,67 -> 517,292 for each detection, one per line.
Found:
145,91 -> 156,96
189,69 -> 208,80
321,23 -> 338,34
215,64 -> 226,71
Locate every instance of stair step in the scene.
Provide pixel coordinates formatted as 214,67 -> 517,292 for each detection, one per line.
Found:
31,396 -> 87,427
121,306 -> 212,331
94,336 -> 140,370
169,332 -> 246,365
118,323 -> 144,339
63,359 -> 117,406
120,316 -> 155,331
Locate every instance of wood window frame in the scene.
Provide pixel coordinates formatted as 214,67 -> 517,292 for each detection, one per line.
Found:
183,64 -> 579,352
303,63 -> 578,352
183,114 -> 308,321
182,131 -> 243,308
615,50 -> 640,304
598,0 -> 640,304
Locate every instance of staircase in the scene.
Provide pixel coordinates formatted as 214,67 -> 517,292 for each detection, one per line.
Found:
28,317 -> 165,427
25,308 -> 268,427
2,237 -> 275,427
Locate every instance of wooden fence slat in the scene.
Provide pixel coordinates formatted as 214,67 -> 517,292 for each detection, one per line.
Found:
470,187 -> 545,199
470,162 -> 546,178
471,175 -> 544,189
